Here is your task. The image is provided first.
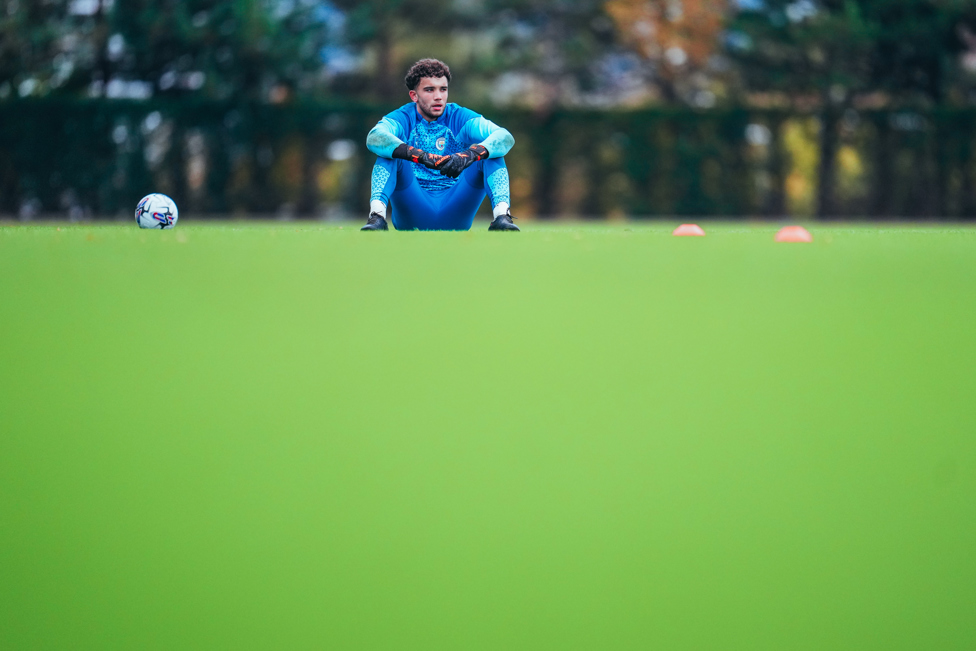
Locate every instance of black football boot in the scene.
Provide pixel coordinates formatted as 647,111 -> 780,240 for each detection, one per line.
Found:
488,212 -> 519,231
361,212 -> 388,231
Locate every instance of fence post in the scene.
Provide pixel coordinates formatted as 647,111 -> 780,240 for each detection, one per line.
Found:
533,112 -> 558,218
816,108 -> 839,218
766,113 -> 787,217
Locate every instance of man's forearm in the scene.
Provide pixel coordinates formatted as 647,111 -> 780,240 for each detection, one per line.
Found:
460,117 -> 515,158
366,119 -> 405,158
478,128 -> 515,158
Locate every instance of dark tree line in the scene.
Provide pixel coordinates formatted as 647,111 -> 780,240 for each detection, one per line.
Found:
727,0 -> 976,216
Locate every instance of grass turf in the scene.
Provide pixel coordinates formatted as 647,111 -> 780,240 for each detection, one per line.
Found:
1,221 -> 975,649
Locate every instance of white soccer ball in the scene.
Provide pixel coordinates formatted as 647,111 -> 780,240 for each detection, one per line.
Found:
135,193 -> 179,229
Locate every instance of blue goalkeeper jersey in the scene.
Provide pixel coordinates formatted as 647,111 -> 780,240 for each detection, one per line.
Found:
366,102 -> 514,193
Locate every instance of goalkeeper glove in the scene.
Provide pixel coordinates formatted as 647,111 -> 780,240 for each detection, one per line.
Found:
435,144 -> 489,178
392,143 -> 448,169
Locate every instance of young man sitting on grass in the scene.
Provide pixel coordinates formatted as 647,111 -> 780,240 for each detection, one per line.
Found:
361,58 -> 519,231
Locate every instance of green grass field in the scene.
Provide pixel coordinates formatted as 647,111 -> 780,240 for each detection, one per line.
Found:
2,222 -> 975,649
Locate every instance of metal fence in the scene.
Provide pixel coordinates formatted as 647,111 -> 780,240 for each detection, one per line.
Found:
2,99 -> 975,219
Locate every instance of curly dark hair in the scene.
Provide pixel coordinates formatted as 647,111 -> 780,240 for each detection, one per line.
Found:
404,59 -> 452,91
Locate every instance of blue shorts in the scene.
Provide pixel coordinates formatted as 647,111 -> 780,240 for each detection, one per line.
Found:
372,157 -> 509,231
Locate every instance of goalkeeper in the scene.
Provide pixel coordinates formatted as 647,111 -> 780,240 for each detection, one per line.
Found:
361,58 -> 519,231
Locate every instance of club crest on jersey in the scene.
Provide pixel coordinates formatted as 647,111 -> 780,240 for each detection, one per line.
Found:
435,137 -> 446,151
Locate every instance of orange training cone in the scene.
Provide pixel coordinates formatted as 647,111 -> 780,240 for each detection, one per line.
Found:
775,226 -> 812,242
673,223 -> 706,236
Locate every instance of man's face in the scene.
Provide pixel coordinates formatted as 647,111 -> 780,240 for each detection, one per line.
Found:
409,76 -> 448,121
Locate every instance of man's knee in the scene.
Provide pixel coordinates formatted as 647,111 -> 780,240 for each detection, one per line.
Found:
459,157 -> 504,189
375,156 -> 420,191
483,156 -> 507,172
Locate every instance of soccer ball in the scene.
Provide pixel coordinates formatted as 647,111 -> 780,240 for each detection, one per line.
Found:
135,193 -> 179,229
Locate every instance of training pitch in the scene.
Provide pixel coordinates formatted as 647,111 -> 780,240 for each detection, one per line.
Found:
1,222 -> 974,649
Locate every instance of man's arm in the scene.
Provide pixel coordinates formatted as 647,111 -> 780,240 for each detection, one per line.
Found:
435,116 -> 515,178
458,116 -> 515,158
366,116 -> 447,169
366,117 -> 406,158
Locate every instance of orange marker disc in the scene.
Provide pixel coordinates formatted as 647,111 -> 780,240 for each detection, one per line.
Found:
673,224 -> 706,236
775,226 -> 813,242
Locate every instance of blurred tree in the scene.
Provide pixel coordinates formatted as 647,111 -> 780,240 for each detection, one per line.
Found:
0,0 -> 75,98
859,1 -> 976,216
487,0 -> 619,107
865,0 -> 976,106
605,0 -> 729,105
107,0 -> 334,102
728,1 -> 875,215
0,0 -> 335,102
729,1 -> 976,107
327,0 -> 620,109
328,0 -> 457,103
727,0 -> 976,216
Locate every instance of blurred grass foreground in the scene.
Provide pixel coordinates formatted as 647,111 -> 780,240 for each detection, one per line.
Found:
1,223 -> 975,648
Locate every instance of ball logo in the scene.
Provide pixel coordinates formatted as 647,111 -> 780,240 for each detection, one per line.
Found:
152,210 -> 173,227
435,137 -> 446,151
135,197 -> 149,218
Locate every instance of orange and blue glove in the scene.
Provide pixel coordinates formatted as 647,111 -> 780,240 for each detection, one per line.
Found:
435,144 -> 489,178
392,143 -> 449,170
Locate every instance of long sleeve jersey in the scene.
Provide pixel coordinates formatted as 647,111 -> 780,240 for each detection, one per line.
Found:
366,102 -> 514,193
